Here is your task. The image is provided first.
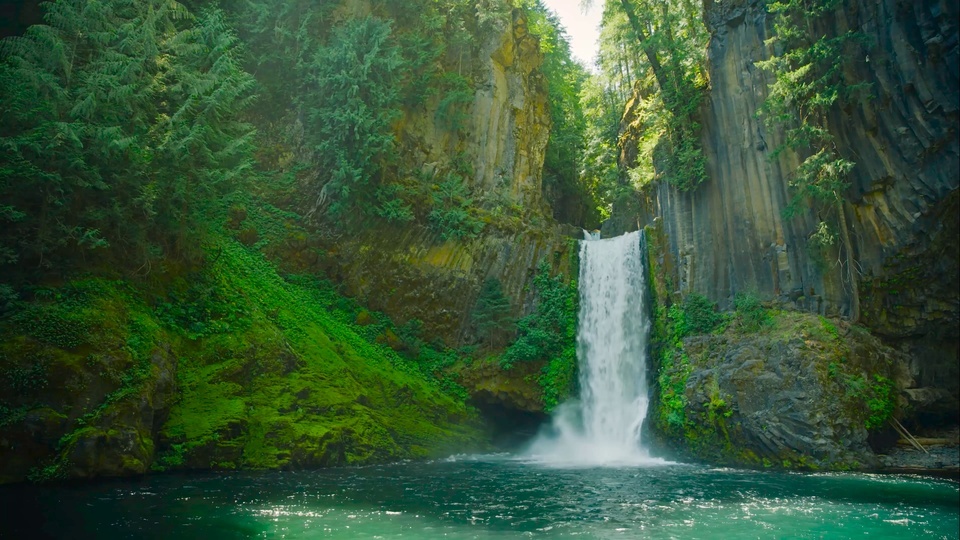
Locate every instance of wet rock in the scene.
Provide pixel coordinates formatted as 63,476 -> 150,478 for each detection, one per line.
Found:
656,312 -> 911,470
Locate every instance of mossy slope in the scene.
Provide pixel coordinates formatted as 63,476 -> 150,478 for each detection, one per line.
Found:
157,241 -> 484,471
0,240 -> 484,483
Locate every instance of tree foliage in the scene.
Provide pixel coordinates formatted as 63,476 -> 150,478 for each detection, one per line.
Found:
229,0 -> 514,230
0,1 -> 256,281
303,16 -> 403,220
471,277 -> 515,347
518,1 -> 601,227
596,0 -> 709,192
756,0 -> 867,219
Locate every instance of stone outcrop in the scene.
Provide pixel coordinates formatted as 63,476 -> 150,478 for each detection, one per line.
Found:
653,311 -> 912,470
0,337 -> 178,484
618,0 -> 958,414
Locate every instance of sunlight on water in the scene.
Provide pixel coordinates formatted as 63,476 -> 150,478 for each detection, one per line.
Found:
2,459 -> 956,539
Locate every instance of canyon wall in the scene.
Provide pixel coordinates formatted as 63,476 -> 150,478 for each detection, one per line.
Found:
618,0 -> 958,403
316,8 -> 578,347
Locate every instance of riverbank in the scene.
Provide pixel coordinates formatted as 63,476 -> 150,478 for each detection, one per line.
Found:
878,426 -> 960,480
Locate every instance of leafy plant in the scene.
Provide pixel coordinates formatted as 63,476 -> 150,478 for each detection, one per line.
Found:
502,263 -> 577,372
428,174 -> 485,241
843,373 -> 896,430
670,293 -> 725,338
734,292 -> 772,333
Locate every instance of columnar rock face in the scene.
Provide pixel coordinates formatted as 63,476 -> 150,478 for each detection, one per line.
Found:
470,10 -> 552,209
394,9 -> 551,212
324,9 -> 571,347
619,0 -> 958,405
321,225 -> 576,347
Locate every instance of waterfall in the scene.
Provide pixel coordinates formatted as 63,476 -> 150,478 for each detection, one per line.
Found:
526,230 -> 667,466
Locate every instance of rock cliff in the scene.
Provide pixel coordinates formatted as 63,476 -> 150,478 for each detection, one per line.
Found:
654,310 -> 912,470
315,8 -> 577,348
618,0 -> 958,416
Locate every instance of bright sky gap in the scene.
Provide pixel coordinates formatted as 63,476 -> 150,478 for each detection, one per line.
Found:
540,0 -> 603,69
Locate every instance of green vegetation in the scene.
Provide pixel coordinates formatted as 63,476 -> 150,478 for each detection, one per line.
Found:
502,264 -> 577,369
470,278 -> 515,348
595,0 -> 709,192
757,0 -> 868,214
0,237 -> 484,481
428,173 -> 486,241
518,1 -> 601,227
155,239 -> 482,470
0,2 -> 255,279
733,292 -> 773,333
305,16 -> 403,219
495,262 -> 579,411
846,374 -> 896,430
669,293 -> 725,338
226,0 -> 517,232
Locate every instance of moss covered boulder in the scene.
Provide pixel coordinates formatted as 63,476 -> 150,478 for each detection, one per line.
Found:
653,311 -> 912,470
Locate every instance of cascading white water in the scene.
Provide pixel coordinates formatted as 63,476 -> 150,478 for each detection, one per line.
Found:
526,230 -> 668,466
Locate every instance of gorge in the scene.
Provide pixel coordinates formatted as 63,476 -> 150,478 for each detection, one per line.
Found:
0,0 -> 957,536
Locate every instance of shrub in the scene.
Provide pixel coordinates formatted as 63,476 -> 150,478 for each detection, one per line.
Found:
428,174 -> 484,241
734,292 -> 771,332
677,293 -> 724,337
470,278 -> 514,347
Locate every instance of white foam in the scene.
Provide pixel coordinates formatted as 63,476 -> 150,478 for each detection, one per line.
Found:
524,231 -> 670,467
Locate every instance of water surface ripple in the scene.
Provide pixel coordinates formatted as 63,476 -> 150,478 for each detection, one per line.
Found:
2,457 -> 957,539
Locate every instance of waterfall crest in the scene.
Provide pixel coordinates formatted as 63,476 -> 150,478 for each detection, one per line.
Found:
526,230 -> 668,466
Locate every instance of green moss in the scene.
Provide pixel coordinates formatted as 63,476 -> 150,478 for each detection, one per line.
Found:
0,277 -> 175,481
154,239 -> 484,471
1,235 -> 486,482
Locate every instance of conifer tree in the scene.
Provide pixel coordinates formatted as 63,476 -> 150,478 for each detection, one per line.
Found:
593,0 -> 709,191
0,0 -> 256,279
304,16 -> 403,220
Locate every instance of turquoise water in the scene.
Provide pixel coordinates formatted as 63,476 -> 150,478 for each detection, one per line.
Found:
1,456 -> 957,539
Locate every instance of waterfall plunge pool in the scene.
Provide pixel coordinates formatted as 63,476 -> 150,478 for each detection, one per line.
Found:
1,456 -> 957,539
5,231 -> 956,538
